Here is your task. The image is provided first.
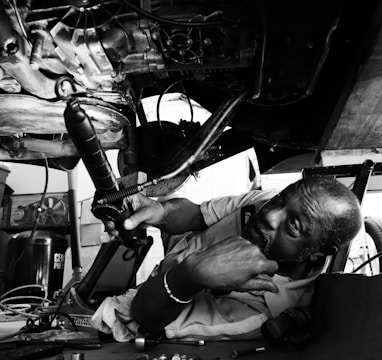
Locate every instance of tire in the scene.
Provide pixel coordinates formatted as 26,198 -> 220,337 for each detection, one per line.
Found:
364,216 -> 382,270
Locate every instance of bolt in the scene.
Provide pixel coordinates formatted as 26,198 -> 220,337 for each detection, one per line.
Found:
71,353 -> 84,360
203,37 -> 212,46
151,31 -> 160,40
76,66 -> 85,75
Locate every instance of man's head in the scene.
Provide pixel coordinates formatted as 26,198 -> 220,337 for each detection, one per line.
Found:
243,176 -> 362,264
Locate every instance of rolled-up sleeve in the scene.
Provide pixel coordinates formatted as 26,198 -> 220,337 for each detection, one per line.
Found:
200,190 -> 277,226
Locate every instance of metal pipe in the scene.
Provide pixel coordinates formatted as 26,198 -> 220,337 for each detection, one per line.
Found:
21,138 -> 78,157
30,30 -> 47,70
96,91 -> 248,205
157,91 -> 248,180
352,159 -> 375,203
67,169 -> 82,280
304,4 -> 342,97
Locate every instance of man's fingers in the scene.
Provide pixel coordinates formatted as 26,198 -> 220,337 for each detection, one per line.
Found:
104,220 -> 118,236
123,210 -> 150,230
246,276 -> 279,293
243,259 -> 279,293
104,220 -> 115,231
255,258 -> 279,276
128,192 -> 152,209
103,221 -> 119,240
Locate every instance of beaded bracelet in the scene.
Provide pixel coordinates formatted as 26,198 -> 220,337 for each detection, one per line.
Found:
163,271 -> 192,304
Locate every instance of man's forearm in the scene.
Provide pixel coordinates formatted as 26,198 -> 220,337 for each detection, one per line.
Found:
157,198 -> 207,234
131,260 -> 203,334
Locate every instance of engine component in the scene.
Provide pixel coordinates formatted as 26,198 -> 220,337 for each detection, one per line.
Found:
0,5 -> 18,57
0,93 -> 130,160
0,0 -> 254,101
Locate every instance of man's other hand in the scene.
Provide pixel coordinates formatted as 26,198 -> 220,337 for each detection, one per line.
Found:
185,236 -> 279,293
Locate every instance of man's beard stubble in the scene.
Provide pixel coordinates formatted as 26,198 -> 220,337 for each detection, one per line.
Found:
243,219 -> 313,265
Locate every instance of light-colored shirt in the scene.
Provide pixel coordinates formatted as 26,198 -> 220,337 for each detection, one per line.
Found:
163,190 -> 320,340
91,190 -> 321,341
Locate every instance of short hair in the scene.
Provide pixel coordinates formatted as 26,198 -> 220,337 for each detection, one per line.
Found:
285,176 -> 362,254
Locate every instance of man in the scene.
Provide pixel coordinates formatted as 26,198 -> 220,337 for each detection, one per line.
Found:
91,176 -> 362,341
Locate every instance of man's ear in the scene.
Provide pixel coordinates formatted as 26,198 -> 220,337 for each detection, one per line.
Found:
322,245 -> 339,256
309,245 -> 338,262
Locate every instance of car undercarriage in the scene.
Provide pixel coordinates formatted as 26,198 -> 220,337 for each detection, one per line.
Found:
2,3 -> 382,356
0,0 -> 382,197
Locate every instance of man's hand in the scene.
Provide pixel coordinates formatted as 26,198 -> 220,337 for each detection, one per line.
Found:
131,235 -> 278,332
104,193 -> 164,238
103,193 -> 206,237
184,236 -> 279,293
123,193 -> 165,229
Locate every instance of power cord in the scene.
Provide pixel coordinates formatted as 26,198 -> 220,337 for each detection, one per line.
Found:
0,285 -> 80,342
46,281 -> 81,331
351,251 -> 382,274
156,80 -> 194,126
0,284 -> 49,318
5,155 -> 49,275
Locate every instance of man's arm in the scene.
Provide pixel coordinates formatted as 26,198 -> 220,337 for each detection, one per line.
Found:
146,197 -> 208,235
131,237 -> 279,334
130,261 -> 202,334
104,193 -> 207,237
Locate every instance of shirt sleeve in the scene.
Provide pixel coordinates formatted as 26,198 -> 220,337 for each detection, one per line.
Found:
164,290 -> 271,340
200,190 -> 277,227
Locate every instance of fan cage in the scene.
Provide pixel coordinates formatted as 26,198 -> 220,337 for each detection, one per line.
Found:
1,192 -> 70,231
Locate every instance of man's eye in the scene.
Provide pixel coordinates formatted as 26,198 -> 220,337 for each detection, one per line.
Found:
288,217 -> 300,234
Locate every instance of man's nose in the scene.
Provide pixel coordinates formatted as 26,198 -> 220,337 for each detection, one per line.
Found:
263,208 -> 286,231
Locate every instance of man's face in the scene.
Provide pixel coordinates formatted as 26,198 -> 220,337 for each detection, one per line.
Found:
242,184 -> 335,264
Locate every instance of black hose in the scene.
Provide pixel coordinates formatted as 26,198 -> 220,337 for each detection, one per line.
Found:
64,98 -> 119,194
117,0 -> 231,28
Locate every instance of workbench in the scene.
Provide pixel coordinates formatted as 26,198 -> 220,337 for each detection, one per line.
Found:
0,333 -> 371,360
39,339 -> 299,360
1,325 -> 381,360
